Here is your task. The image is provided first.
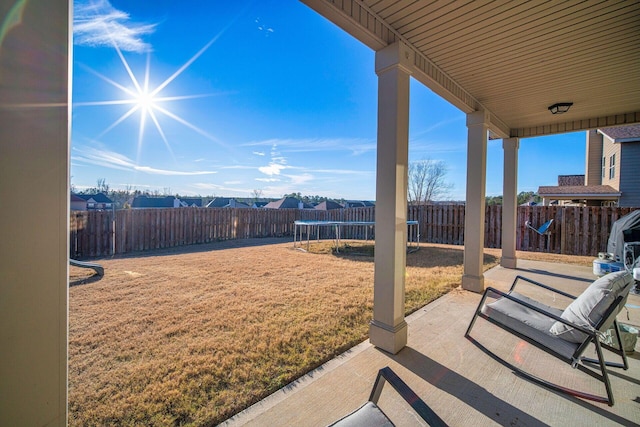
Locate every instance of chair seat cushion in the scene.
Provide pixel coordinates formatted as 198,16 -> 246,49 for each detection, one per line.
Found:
482,292 -> 579,359
550,271 -> 633,343
328,401 -> 394,427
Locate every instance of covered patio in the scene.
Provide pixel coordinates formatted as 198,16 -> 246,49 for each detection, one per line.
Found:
223,260 -> 640,426
1,0 -> 639,424
300,0 -> 640,355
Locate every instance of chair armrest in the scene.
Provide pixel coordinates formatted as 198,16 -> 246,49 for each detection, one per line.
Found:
509,275 -> 578,299
483,287 -> 596,338
370,367 -> 448,427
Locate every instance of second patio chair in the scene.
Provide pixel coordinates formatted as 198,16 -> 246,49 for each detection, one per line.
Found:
465,270 -> 633,406
328,366 -> 447,426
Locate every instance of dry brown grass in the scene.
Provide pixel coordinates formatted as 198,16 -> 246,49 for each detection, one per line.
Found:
68,238 -> 592,426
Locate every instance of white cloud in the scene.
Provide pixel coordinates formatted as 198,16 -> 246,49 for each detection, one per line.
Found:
221,165 -> 255,170
72,146 -> 217,176
284,173 -> 314,185
258,164 -> 287,176
257,143 -> 290,176
252,151 -> 265,156
308,168 -> 373,176
409,140 -> 466,154
133,166 -> 215,176
242,137 -> 375,156
255,17 -> 274,35
73,0 -> 156,53
190,182 -> 252,195
191,183 -> 222,191
411,116 -> 464,139
255,178 -> 280,183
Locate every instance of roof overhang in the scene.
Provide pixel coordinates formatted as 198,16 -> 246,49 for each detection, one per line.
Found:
538,185 -> 622,200
540,194 -> 621,201
301,0 -> 640,139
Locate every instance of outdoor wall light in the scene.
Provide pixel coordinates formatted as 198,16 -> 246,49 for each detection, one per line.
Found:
548,102 -> 573,114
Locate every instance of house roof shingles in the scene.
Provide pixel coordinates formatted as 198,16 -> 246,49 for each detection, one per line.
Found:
314,200 -> 343,210
207,197 -> 232,208
180,198 -> 202,207
263,197 -> 314,209
76,192 -> 113,203
599,124 -> 640,142
264,197 -> 301,209
538,185 -> 621,197
131,196 -> 176,208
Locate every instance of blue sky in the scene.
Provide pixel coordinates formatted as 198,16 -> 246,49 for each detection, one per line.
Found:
71,0 -> 586,201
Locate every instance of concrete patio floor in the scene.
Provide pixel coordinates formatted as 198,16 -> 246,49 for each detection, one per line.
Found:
221,260 -> 640,426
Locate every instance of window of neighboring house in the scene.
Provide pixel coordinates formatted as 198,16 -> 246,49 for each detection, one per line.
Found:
609,154 -> 616,180
602,156 -> 606,179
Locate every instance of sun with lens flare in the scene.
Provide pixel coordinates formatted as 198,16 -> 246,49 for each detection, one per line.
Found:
74,35 -> 227,162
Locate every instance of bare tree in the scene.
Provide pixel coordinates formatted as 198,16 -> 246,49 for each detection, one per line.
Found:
408,159 -> 452,204
96,178 -> 109,193
251,189 -> 264,201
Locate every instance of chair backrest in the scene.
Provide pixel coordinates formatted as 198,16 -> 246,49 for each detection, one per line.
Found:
597,277 -> 634,333
550,271 -> 633,344
537,219 -> 554,235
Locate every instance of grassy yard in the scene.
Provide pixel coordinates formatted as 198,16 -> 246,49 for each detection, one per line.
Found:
68,238 -> 593,426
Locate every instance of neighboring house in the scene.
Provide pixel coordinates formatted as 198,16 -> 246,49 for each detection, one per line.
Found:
538,124 -> 640,207
73,193 -> 114,210
263,197 -> 313,209
206,198 -> 250,208
131,195 -> 204,208
597,125 -> 640,207
344,200 -> 375,208
314,200 -> 343,210
131,195 -> 182,208
70,194 -> 87,211
252,201 -> 269,208
180,198 -> 203,207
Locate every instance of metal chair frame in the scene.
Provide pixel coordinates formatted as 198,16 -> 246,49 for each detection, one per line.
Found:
525,219 -> 554,250
465,275 -> 630,406
329,366 -> 448,426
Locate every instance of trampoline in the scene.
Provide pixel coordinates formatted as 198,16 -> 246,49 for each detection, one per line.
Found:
293,220 -> 420,253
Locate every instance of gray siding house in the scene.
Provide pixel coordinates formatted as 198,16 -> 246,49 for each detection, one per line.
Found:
610,126 -> 640,206
539,125 -> 640,207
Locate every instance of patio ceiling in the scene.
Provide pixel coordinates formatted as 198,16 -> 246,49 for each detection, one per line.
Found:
301,0 -> 640,138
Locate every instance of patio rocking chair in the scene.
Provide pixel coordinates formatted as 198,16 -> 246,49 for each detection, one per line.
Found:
328,366 -> 448,426
465,270 -> 634,406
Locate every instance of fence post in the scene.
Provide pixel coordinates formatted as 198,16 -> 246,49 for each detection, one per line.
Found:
560,207 -> 565,255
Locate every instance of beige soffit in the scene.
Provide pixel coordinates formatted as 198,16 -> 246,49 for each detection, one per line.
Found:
301,0 -> 640,139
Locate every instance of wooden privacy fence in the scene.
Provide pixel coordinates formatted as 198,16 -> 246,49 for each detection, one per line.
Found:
70,205 -> 638,259
70,207 -> 376,258
515,205 -> 639,255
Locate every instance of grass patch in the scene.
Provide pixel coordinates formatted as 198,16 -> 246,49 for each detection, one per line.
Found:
68,239 -> 590,426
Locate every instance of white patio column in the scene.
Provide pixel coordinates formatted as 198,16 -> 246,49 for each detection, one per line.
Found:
501,138 -> 520,269
462,110 -> 489,292
370,42 -> 412,354
0,1 -> 70,425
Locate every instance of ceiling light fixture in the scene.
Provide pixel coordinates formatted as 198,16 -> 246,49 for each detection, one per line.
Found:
548,102 -> 573,115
